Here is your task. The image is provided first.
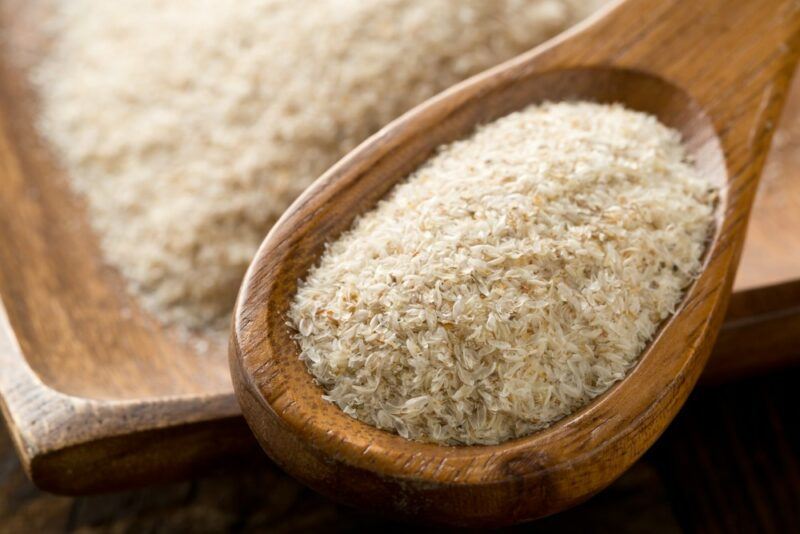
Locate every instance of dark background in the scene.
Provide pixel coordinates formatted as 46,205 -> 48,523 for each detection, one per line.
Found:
1,367 -> 798,533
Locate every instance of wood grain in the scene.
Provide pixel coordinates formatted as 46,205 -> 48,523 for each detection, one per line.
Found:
231,0 -> 800,525
3,368 -> 797,532
1,0 -> 800,498
704,279 -> 800,383
653,370 -> 800,533
0,415 -> 686,533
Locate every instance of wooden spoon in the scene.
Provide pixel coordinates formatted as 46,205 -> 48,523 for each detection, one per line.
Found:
230,0 -> 800,526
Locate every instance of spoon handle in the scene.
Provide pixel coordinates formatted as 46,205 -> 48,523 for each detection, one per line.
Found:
560,0 -> 800,114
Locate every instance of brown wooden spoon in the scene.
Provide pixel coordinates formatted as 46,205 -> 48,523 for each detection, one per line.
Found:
230,0 -> 800,526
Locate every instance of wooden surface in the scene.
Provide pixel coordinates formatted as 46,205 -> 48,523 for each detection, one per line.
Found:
703,280 -> 800,383
2,368 -> 797,532
231,0 -> 800,525
737,79 -> 800,290
2,0 -> 800,498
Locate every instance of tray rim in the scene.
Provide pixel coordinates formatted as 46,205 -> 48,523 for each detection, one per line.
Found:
0,300 -> 245,493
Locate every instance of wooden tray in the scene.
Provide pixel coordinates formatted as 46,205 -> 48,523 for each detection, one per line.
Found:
2,8 -> 800,494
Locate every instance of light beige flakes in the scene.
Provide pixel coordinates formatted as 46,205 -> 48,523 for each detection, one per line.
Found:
289,102 -> 717,446
33,0 -> 606,335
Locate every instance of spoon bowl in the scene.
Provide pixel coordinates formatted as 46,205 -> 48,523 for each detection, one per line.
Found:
231,0 -> 799,525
